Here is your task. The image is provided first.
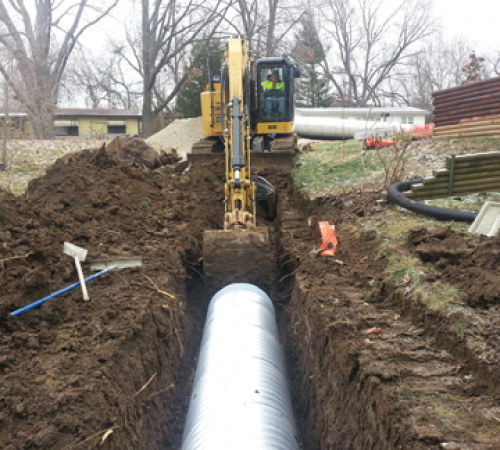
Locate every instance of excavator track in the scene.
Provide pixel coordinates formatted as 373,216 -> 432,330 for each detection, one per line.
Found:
191,137 -> 224,154
188,134 -> 296,170
268,134 -> 297,152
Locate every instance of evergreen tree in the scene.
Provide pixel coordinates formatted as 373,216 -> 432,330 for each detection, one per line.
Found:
293,16 -> 332,108
176,39 -> 224,118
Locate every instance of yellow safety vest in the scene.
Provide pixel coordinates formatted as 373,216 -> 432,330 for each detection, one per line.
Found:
262,80 -> 284,91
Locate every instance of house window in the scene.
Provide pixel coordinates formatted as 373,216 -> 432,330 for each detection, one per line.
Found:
54,120 -> 79,136
107,120 -> 127,134
401,116 -> 414,124
107,125 -> 126,134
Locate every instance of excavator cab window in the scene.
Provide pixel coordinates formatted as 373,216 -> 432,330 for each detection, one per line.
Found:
260,67 -> 286,120
256,60 -> 294,123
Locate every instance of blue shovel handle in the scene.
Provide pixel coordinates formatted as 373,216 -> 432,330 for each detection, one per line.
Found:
10,266 -> 116,317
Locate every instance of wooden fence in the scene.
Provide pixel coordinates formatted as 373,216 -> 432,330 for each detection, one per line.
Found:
403,151 -> 500,199
433,77 -> 500,138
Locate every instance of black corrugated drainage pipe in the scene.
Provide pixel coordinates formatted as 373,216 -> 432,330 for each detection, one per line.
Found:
388,180 -> 477,223
181,283 -> 300,450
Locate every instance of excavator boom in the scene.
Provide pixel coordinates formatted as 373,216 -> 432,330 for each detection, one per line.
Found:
202,39 -> 274,292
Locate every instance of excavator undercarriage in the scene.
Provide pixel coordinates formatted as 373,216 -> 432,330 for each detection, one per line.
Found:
188,135 -> 296,170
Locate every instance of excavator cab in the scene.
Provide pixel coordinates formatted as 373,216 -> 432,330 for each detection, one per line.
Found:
254,58 -> 300,136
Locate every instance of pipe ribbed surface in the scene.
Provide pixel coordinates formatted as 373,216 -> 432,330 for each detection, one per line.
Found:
181,283 -> 300,450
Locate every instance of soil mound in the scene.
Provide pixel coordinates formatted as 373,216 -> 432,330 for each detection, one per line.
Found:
146,117 -> 204,156
0,186 -> 19,228
408,227 -> 500,307
0,144 -> 224,449
91,137 -> 181,169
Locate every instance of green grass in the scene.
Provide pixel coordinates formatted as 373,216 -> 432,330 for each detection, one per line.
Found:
294,140 -> 385,195
295,137 -> 492,319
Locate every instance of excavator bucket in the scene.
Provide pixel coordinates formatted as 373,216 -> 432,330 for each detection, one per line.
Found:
203,228 -> 274,293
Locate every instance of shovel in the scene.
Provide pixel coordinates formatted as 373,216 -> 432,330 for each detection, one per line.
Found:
63,242 -> 89,301
88,256 -> 142,271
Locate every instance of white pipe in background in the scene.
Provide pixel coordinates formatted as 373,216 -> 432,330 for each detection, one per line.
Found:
294,109 -> 413,139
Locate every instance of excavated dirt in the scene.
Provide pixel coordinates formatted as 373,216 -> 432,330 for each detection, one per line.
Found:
0,140 -> 222,450
407,227 -> 500,307
277,193 -> 500,449
2,139 -> 500,449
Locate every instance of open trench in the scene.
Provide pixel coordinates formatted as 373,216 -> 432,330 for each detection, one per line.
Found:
2,151 -> 499,449
161,175 -> 500,450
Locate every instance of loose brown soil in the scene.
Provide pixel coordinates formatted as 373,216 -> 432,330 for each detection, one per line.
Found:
278,192 -> 500,449
1,140 -> 500,449
0,141 -> 222,450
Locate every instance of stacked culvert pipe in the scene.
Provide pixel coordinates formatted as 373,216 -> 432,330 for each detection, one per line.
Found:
181,283 -> 300,450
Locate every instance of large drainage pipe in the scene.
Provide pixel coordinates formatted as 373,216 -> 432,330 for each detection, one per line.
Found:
182,283 -> 300,450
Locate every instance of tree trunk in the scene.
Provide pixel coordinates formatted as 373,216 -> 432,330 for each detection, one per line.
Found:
30,110 -> 55,139
2,80 -> 8,171
142,87 -> 155,138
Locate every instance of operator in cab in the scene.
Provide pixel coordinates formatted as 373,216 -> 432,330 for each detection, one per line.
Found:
262,69 -> 285,116
263,70 -> 284,92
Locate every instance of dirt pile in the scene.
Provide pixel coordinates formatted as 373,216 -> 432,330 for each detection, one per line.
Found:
408,227 -> 500,307
2,135 -> 500,450
146,117 -> 204,157
276,191 -> 500,449
0,138 -> 224,449
93,137 -> 182,169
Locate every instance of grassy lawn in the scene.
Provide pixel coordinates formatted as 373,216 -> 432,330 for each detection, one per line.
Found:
294,140 -> 383,195
0,140 -> 104,195
295,136 -> 499,335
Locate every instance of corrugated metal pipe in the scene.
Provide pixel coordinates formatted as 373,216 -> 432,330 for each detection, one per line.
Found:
181,283 -> 300,450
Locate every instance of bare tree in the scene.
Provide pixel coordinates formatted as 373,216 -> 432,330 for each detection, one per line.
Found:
1,74 -> 8,171
0,0 -> 118,138
204,0 -> 304,57
387,35 -> 474,110
264,0 -> 306,56
115,0 -> 232,138
490,52 -> 500,76
64,48 -> 141,109
315,0 -> 436,106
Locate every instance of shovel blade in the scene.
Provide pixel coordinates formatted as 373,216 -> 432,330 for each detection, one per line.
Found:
89,256 -> 142,271
63,242 -> 88,261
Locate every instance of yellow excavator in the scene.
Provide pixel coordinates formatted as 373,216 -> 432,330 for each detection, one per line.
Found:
195,38 -> 300,292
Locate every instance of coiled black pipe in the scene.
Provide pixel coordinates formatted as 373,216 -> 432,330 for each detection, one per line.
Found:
388,180 -> 477,223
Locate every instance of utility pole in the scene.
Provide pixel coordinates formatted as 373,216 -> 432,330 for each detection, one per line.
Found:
2,77 -> 9,171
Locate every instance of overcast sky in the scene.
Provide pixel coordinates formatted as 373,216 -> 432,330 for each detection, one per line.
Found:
433,0 -> 500,52
83,0 -> 500,55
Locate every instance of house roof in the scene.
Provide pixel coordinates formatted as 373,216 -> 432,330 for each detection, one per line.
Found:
296,107 -> 430,116
55,108 -> 141,118
0,108 -> 142,118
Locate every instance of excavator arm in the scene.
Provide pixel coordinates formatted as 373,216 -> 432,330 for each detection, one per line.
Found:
223,39 -> 256,230
203,39 -> 273,293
